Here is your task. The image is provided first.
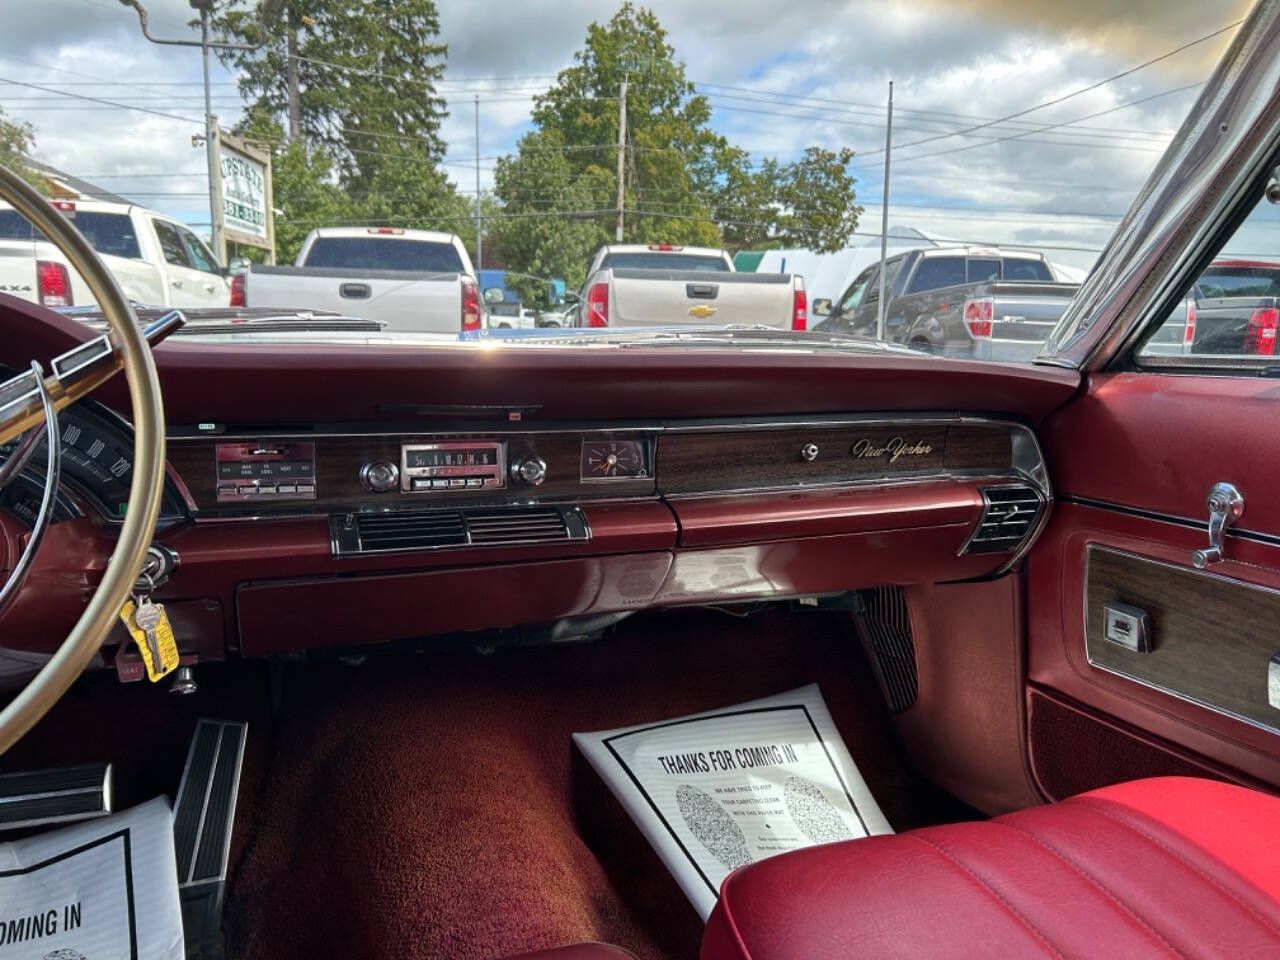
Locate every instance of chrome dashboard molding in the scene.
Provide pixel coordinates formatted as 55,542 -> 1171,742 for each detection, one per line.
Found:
1082,544 -> 1280,738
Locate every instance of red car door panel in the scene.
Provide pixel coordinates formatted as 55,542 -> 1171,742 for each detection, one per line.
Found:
1029,372 -> 1280,793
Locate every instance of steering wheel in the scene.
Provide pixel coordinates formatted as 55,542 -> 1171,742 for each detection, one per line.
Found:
0,164 -> 166,755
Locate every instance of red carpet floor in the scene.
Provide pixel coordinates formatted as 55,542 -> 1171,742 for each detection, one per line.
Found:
0,607 -> 970,960
224,607 -> 968,960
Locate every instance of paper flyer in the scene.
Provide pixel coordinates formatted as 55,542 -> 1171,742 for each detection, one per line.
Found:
0,796 -> 184,960
573,683 -> 893,919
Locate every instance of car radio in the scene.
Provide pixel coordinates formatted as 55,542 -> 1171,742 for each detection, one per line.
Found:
400,441 -> 506,492
215,441 -> 317,503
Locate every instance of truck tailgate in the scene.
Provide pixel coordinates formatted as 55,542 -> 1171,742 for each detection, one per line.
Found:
988,281 -> 1079,343
609,269 -> 794,328
246,266 -> 462,334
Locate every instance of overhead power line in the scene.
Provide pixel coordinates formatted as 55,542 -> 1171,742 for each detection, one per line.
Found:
854,18 -> 1242,161
0,76 -> 202,124
698,89 -> 1175,143
854,81 -> 1205,171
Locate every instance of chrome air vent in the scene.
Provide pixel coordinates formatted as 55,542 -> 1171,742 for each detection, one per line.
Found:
329,506 -> 589,555
962,485 -> 1044,555
352,510 -> 468,552
467,507 -> 569,544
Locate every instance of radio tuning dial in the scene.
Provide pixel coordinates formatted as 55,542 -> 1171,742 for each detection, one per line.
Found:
360,459 -> 400,493
512,456 -> 548,487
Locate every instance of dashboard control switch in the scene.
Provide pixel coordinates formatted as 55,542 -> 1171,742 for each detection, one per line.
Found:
360,459 -> 400,493
1103,602 -> 1151,653
512,456 -> 548,486
800,442 -> 820,462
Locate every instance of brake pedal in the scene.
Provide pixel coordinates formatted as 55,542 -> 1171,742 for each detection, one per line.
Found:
0,762 -> 111,831
173,718 -> 247,959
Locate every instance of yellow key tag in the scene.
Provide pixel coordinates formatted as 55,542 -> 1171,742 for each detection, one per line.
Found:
119,598 -> 180,682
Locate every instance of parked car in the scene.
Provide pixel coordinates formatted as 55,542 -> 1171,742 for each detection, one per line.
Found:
487,302 -> 539,329
1185,259 -> 1280,355
570,243 -> 808,330
233,226 -> 483,334
812,246 -> 1077,359
0,198 -> 230,309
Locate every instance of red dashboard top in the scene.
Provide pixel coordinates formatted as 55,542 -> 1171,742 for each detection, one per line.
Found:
2,294 -> 1081,428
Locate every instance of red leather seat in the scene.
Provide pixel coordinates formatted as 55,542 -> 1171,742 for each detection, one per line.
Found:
499,944 -> 637,960
702,777 -> 1280,959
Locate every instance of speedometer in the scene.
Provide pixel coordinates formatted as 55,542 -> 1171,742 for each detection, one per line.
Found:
580,439 -> 649,480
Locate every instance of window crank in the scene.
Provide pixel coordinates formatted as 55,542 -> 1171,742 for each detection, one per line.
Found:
1191,482 -> 1244,569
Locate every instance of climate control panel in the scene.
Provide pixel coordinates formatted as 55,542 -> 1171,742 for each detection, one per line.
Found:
215,441 -> 316,503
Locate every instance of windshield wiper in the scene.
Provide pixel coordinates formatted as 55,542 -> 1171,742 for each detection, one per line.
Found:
170,314 -> 386,336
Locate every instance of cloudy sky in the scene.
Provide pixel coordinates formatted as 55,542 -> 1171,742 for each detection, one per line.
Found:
0,0 -> 1261,272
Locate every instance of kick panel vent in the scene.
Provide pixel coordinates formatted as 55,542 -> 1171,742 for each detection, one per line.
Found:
331,506 -> 589,555
855,587 -> 918,712
964,485 -> 1043,555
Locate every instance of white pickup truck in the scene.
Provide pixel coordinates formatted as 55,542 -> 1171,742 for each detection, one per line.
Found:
571,244 -> 808,330
0,198 -> 229,309
234,227 -> 484,334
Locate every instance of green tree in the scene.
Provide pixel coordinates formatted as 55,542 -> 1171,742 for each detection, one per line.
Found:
0,107 -> 49,194
495,2 -> 861,287
212,0 -> 449,199
491,128 -> 613,306
216,1 -> 471,262
717,147 -> 862,253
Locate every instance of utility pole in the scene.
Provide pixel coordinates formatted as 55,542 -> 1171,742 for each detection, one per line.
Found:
285,5 -> 300,143
198,9 -> 219,258
474,95 -> 482,271
876,80 -> 893,343
118,0 -> 284,261
615,79 -> 628,243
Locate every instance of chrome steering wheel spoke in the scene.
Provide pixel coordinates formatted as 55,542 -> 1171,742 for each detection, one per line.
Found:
0,361 -> 62,619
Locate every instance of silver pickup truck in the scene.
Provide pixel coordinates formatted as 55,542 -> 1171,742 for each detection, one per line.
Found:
571,244 -> 808,330
234,227 -> 483,335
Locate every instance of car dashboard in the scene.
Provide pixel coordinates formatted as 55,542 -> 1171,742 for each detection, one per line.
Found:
0,313 -> 1076,673
3,412 -> 1048,664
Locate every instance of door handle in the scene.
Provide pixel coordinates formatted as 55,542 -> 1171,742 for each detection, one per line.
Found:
170,278 -> 183,289
340,283 -> 371,299
204,284 -> 216,294
1191,482 -> 1244,568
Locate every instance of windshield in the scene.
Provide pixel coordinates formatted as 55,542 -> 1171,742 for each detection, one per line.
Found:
0,4 -> 1249,361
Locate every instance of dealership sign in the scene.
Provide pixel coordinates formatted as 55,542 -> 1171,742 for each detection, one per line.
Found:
213,127 -> 275,260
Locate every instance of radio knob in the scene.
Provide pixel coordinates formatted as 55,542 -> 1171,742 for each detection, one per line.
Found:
512,456 -> 548,486
360,459 -> 400,493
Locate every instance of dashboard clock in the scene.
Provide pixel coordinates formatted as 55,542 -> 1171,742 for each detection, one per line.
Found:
580,439 -> 649,480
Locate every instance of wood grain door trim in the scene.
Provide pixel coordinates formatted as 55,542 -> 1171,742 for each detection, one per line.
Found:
1085,544 -> 1280,736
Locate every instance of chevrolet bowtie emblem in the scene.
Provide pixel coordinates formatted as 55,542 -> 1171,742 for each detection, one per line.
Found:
687,304 -> 718,319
